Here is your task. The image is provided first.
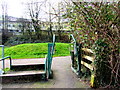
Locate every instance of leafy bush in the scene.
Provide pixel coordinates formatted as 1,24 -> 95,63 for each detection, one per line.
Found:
5,35 -> 33,46
5,32 -> 70,46
92,39 -> 111,87
63,1 -> 120,88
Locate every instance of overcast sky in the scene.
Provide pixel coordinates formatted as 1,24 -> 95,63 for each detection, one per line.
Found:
0,0 -> 62,19
0,0 -> 118,19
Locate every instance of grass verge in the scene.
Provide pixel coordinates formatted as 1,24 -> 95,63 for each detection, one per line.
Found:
4,43 -> 70,59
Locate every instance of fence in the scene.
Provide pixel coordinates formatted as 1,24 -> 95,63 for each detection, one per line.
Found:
70,34 -> 96,87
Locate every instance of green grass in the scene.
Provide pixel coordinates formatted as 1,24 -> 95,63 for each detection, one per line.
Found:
4,43 -> 70,59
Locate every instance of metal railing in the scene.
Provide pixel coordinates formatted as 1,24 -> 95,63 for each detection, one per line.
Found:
0,45 -> 12,73
70,34 -> 82,75
0,56 -> 12,73
0,45 -> 4,59
70,34 -> 96,88
70,34 -> 94,76
45,34 -> 55,79
70,34 -> 78,55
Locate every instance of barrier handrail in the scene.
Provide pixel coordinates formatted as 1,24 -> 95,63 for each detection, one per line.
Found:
70,34 -> 96,87
70,34 -> 76,43
48,34 -> 55,77
45,54 -> 48,77
0,45 -> 4,70
0,56 -> 12,73
70,34 -> 95,71
0,56 -> 11,61
70,34 -> 82,75
70,34 -> 78,55
52,34 -> 55,55
45,34 -> 55,79
0,45 -> 12,72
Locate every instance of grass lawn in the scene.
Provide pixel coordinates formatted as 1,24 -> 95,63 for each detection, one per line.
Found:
3,43 -> 70,59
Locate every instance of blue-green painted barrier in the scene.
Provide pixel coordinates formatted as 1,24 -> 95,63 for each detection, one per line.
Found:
0,45 -> 11,73
45,34 -> 55,79
0,35 -> 55,78
70,34 -> 82,76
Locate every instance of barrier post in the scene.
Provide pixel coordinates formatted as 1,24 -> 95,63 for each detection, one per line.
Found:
0,45 -> 4,70
77,43 -> 82,76
48,43 -> 53,77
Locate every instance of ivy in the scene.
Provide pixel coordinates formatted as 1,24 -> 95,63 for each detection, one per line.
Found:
92,39 -> 111,87
63,1 -> 120,88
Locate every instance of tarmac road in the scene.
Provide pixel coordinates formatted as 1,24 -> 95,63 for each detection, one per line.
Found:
1,56 -> 90,88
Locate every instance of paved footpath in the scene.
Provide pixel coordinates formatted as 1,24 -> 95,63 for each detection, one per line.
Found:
1,56 -> 90,88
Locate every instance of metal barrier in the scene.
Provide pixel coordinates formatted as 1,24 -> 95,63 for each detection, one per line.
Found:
0,35 -> 55,78
0,56 -> 12,69
0,45 -> 4,69
70,34 -> 94,78
70,34 -> 82,75
0,45 -> 11,73
45,34 -> 55,79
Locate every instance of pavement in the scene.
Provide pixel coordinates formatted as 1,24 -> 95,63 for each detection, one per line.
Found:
1,56 -> 90,88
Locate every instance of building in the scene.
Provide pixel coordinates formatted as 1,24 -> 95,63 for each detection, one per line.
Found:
0,16 -> 34,36
0,15 -> 70,36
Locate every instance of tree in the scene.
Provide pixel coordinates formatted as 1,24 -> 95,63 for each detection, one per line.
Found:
26,0 -> 47,39
46,1 -> 68,40
1,1 -> 8,44
63,1 -> 120,88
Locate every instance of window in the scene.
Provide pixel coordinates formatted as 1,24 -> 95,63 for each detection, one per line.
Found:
13,25 -> 15,27
19,24 -> 22,28
10,30 -> 13,32
7,24 -> 11,27
16,30 -> 19,32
